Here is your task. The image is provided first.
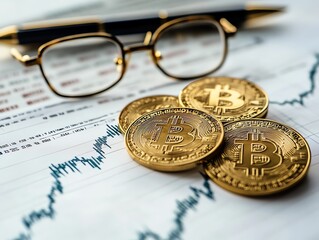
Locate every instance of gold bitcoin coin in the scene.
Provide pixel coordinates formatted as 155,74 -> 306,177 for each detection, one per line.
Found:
179,76 -> 268,123
119,95 -> 179,133
125,108 -> 224,172
204,119 -> 311,196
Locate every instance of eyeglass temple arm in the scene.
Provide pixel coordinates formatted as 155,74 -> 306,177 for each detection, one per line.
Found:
220,18 -> 237,37
11,48 -> 38,66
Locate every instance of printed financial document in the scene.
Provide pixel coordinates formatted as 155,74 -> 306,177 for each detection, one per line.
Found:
1,0 -> 319,239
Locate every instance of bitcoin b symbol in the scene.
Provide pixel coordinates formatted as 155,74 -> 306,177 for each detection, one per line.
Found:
204,84 -> 245,114
234,132 -> 282,176
151,115 -> 194,153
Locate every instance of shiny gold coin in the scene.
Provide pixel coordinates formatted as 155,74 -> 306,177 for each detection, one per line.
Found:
118,95 -> 179,133
179,76 -> 269,123
125,107 -> 224,172
204,119 -> 311,196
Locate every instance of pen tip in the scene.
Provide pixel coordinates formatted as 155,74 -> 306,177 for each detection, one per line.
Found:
245,5 -> 286,21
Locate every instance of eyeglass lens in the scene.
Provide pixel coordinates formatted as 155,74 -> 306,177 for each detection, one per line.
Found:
41,37 -> 124,97
154,19 -> 225,79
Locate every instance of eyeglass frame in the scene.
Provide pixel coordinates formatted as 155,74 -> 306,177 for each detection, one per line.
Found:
11,15 -> 237,98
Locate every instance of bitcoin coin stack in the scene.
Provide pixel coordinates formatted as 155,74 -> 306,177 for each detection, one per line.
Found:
119,76 -> 311,196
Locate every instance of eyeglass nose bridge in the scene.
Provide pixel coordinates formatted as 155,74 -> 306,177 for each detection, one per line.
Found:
123,31 -> 160,65
124,30 -> 154,54
122,44 -> 155,67
124,44 -> 154,54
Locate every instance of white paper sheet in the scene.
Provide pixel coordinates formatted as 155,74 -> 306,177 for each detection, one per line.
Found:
0,0 -> 319,240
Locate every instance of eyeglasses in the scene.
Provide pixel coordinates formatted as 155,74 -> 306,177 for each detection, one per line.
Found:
11,15 -> 237,98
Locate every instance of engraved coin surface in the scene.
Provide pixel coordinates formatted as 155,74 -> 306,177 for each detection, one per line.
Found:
119,95 -> 179,133
204,119 -> 311,196
125,108 -> 224,171
179,76 -> 269,123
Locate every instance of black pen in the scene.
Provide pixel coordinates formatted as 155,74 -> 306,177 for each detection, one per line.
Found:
0,5 -> 284,45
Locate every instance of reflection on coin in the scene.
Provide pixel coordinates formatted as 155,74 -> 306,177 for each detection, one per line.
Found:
119,95 -> 179,133
204,119 -> 311,196
125,108 -> 224,172
179,76 -> 268,123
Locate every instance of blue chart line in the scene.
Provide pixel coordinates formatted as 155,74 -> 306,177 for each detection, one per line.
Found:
14,124 -> 121,240
137,173 -> 214,240
270,53 -> 319,106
